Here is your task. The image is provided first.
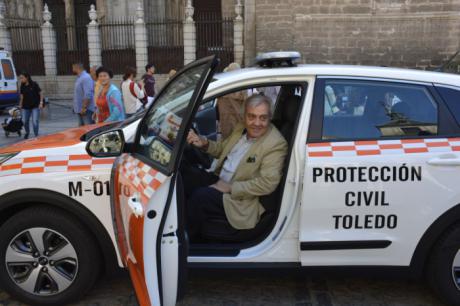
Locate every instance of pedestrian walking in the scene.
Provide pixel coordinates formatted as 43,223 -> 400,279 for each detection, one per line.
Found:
94,66 -> 125,122
142,63 -> 156,107
121,66 -> 145,118
72,62 -> 95,126
18,72 -> 44,139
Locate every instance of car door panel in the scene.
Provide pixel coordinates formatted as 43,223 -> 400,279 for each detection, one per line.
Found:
111,55 -> 219,306
300,77 -> 459,266
113,153 -> 170,306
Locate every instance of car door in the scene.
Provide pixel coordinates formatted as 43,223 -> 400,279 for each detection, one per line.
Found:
111,56 -> 219,306
300,77 -> 460,266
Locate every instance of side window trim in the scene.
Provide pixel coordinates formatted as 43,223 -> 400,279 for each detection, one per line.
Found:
308,77 -> 443,143
431,85 -> 460,134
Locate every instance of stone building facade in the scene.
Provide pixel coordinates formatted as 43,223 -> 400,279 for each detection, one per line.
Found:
244,0 -> 460,69
3,0 -> 460,70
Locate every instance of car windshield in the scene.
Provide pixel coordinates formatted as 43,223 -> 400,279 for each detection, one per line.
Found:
80,110 -> 146,142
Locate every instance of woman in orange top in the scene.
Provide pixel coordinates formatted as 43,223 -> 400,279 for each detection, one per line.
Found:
94,67 -> 125,123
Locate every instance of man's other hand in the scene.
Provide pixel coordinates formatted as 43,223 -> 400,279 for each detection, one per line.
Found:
210,179 -> 231,193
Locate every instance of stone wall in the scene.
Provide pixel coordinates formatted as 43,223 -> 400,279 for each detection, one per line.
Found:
254,0 -> 460,69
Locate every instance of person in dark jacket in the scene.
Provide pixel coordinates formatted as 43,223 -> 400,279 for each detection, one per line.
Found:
142,63 -> 156,107
18,72 -> 44,139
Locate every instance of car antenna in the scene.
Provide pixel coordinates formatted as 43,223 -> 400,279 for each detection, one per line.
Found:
435,50 -> 460,72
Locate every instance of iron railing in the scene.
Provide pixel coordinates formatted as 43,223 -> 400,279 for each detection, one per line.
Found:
7,20 -> 45,75
146,19 -> 184,74
195,16 -> 234,71
54,21 -> 89,75
100,18 -> 136,75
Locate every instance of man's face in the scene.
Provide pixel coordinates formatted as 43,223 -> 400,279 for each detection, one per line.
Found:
148,67 -> 155,74
244,102 -> 270,139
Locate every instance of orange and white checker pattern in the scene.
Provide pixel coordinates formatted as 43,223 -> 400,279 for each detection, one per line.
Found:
0,154 -> 116,177
119,154 -> 167,205
307,138 -> 460,157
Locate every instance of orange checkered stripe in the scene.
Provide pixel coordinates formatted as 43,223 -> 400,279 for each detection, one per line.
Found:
119,155 -> 167,205
0,154 -> 116,177
307,138 -> 460,157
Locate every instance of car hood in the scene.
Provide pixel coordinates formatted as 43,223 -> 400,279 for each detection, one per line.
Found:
0,124 -> 108,154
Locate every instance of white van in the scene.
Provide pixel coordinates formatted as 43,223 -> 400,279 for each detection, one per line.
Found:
0,50 -> 18,111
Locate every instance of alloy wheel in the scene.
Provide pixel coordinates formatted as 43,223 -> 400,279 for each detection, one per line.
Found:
5,227 -> 78,296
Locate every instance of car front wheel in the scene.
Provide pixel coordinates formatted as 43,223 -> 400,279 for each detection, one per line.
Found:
0,207 -> 101,306
427,224 -> 460,306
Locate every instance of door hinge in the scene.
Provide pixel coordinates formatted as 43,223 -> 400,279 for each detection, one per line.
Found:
162,232 -> 175,237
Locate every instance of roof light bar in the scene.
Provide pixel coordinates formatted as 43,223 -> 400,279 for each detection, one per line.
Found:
254,51 -> 301,68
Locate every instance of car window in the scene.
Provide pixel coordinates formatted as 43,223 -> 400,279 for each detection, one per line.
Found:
136,62 -> 210,169
436,86 -> 460,126
321,80 -> 438,140
1,59 -> 14,80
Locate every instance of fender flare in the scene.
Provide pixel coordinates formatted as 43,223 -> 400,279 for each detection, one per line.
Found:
411,203 -> 460,276
0,188 -> 120,275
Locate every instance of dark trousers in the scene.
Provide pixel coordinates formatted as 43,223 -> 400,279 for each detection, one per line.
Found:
182,164 -> 226,240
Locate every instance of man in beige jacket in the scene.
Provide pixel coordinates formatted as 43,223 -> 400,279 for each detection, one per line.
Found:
185,94 -> 288,240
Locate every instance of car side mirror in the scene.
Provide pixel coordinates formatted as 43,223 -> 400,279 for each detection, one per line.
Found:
86,129 -> 125,157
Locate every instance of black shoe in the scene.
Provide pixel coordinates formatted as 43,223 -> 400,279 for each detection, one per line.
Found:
24,134 -> 29,139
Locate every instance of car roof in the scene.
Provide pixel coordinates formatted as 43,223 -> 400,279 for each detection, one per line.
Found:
211,64 -> 460,88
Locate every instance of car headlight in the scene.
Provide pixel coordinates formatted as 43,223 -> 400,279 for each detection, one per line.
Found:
0,152 -> 19,165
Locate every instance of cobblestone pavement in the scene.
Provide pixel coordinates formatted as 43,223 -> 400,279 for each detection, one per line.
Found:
0,270 -> 447,306
0,101 -> 76,147
0,102 -> 448,306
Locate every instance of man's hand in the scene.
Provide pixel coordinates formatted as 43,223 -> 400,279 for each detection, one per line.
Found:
187,130 -> 208,148
210,179 -> 231,193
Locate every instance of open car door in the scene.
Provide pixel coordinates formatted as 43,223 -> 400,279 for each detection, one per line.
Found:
111,56 -> 219,306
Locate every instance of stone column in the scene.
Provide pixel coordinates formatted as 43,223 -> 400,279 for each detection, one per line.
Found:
87,4 -> 101,68
243,0 -> 256,66
233,0 -> 244,66
134,2 -> 147,73
183,0 -> 196,65
0,5 -> 11,53
41,4 -> 57,76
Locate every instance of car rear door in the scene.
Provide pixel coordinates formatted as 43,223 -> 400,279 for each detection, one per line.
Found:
300,77 -> 460,266
111,56 -> 219,306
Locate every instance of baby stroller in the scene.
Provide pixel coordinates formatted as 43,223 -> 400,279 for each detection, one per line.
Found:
2,107 -> 23,137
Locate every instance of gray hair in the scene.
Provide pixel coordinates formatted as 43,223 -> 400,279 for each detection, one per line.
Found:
244,94 -> 273,118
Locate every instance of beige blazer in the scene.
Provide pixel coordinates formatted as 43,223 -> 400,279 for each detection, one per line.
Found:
207,123 -> 288,230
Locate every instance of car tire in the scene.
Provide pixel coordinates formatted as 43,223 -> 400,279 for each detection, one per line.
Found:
427,224 -> 460,306
0,206 -> 101,306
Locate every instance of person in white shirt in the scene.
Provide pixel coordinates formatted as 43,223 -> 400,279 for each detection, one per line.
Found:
121,66 -> 145,117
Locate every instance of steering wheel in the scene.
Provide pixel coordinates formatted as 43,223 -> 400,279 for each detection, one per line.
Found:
184,124 -> 213,169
